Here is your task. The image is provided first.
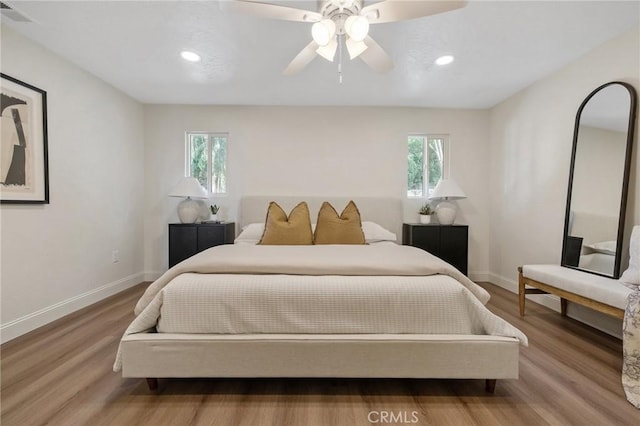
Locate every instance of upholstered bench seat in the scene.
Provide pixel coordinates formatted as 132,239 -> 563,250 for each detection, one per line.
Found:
519,264 -> 632,319
522,265 -> 632,309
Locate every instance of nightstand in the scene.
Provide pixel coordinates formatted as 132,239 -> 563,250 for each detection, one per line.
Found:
168,222 -> 235,267
402,223 -> 468,275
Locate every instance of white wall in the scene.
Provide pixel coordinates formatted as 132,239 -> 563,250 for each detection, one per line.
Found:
488,27 -> 639,335
0,27 -> 145,342
143,106 -> 491,279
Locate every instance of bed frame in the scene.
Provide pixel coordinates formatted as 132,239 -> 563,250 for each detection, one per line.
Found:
121,334 -> 519,392
120,197 -> 521,392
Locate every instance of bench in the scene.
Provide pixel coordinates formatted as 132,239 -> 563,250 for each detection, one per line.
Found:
518,265 -> 632,319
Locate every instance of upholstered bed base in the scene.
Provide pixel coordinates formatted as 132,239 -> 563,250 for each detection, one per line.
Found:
121,333 -> 520,391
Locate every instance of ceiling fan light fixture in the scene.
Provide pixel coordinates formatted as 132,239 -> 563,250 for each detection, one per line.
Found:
316,38 -> 338,62
311,19 -> 336,46
345,15 -> 369,42
346,37 -> 368,60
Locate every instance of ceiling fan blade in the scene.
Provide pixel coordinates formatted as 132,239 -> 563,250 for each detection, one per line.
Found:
362,0 -> 467,24
221,0 -> 322,22
283,41 -> 319,75
359,36 -> 394,73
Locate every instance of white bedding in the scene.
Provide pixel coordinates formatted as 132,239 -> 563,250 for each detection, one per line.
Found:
134,242 -> 490,314
156,274 -> 511,335
114,243 -> 527,372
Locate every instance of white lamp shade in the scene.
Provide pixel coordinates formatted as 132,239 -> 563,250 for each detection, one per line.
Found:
345,15 -> 369,42
316,38 -> 338,61
429,179 -> 466,200
168,177 -> 208,199
311,19 -> 336,46
346,37 -> 368,59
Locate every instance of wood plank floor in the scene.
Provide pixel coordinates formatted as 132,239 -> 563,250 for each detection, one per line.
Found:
1,282 -> 638,425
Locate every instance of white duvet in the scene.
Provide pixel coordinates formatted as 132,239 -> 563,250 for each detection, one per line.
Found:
135,242 -> 490,313
114,243 -> 527,371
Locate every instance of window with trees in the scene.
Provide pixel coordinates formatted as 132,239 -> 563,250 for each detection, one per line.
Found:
407,134 -> 448,198
187,132 -> 227,194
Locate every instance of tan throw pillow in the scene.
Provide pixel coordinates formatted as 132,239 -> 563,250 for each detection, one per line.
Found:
314,201 -> 366,245
258,201 -> 314,245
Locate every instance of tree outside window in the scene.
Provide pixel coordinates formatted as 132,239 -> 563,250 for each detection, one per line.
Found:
407,135 -> 447,197
187,132 -> 227,194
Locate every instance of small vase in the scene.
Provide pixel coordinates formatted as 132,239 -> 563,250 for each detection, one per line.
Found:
211,214 -> 219,222
419,214 -> 432,224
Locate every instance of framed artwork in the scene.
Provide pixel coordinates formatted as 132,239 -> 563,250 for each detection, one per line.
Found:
0,73 -> 49,204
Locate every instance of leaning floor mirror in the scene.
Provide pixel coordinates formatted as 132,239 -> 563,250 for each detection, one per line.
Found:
561,81 -> 637,278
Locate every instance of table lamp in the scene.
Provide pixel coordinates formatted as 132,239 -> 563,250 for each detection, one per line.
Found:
168,177 -> 208,223
429,179 -> 466,225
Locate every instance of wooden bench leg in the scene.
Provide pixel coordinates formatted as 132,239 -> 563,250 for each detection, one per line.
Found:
518,270 -> 526,317
146,378 -> 158,391
485,379 -> 497,393
560,298 -> 568,316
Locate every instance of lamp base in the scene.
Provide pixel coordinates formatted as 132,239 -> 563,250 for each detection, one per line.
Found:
177,197 -> 200,223
435,201 -> 457,225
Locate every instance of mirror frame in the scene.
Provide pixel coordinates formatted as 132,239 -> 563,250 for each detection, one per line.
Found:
561,81 -> 637,278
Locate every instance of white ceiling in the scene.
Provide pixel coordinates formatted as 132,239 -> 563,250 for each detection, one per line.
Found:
2,0 -> 639,108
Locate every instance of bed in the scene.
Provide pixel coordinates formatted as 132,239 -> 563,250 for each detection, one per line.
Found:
114,197 -> 527,392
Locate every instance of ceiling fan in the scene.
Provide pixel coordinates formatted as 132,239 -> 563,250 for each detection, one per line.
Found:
223,0 -> 468,76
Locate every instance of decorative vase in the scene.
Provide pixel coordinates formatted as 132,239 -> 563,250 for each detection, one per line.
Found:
435,201 -> 456,225
211,213 -> 219,222
419,214 -> 432,224
177,197 -> 201,223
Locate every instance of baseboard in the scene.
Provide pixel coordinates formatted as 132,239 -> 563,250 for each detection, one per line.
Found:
488,271 -> 562,312
468,271 -> 489,282
144,271 -> 163,281
487,272 -> 517,292
1,272 -> 144,344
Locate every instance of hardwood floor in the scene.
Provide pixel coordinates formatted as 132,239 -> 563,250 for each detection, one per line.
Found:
1,282 -> 638,425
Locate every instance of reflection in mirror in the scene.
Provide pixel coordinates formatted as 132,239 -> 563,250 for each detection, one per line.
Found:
562,82 -> 637,278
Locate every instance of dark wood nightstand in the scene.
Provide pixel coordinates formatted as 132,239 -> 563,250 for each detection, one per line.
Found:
402,223 -> 468,275
168,222 -> 235,267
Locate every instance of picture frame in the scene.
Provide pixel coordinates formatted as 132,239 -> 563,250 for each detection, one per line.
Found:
1,73 -> 49,204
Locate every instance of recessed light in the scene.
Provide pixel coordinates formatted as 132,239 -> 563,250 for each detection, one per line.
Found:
435,55 -> 454,66
180,51 -> 201,62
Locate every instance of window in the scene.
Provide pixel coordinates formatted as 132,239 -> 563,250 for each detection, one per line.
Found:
407,134 -> 448,198
186,132 -> 227,194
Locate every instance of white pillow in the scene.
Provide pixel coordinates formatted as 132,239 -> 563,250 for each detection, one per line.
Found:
234,221 -> 397,244
234,223 -> 265,244
361,221 -> 397,243
620,225 -> 639,285
586,240 -> 617,255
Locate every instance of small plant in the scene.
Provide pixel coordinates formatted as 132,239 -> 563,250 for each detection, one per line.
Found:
210,204 -> 220,214
419,203 -> 433,215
